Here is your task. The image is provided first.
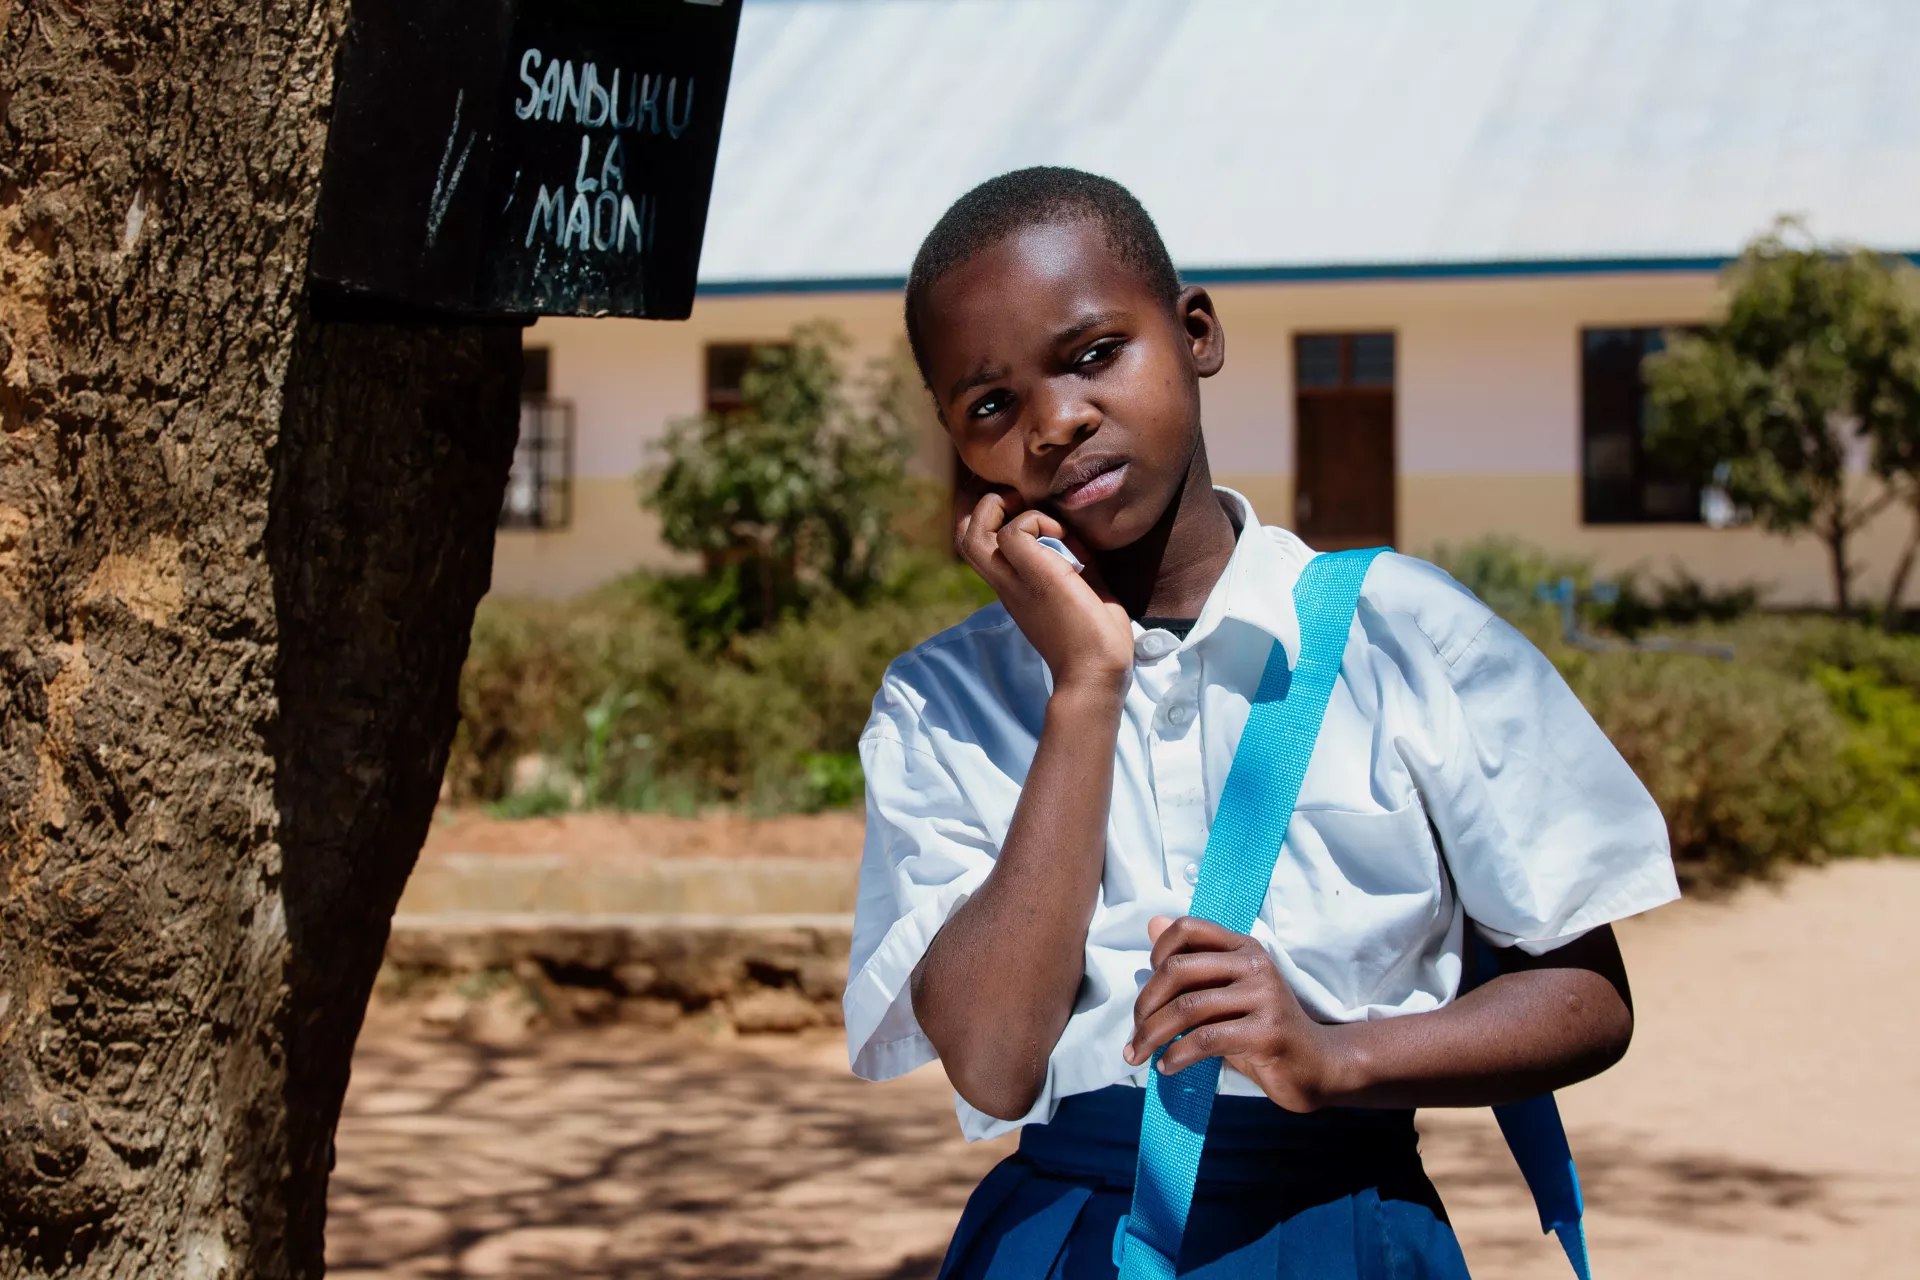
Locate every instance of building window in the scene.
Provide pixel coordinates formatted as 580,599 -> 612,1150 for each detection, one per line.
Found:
1581,327 -> 1703,525
1296,332 -> 1395,391
501,345 -> 574,530
704,341 -> 793,414
705,343 -> 754,414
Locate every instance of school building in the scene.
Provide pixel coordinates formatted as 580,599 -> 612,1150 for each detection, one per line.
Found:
494,0 -> 1920,605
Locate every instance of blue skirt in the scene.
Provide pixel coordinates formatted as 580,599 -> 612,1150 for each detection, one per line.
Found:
939,1086 -> 1471,1279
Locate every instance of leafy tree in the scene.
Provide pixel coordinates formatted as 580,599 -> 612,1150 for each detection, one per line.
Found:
1645,220 -> 1920,618
643,321 -> 918,637
1856,291 -> 1920,623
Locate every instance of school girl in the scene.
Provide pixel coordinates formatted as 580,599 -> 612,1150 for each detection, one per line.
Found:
846,167 -> 1679,1278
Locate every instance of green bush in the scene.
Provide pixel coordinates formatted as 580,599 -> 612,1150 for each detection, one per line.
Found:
1427,537 -> 1591,638
799,752 -> 865,812
1426,536 -> 1760,640
1557,648 -> 1854,886
1602,570 -> 1760,637
448,558 -> 989,811
452,530 -> 1920,880
641,322 -> 925,641
1686,612 -> 1920,692
1811,664 -> 1920,857
1430,537 -> 1920,878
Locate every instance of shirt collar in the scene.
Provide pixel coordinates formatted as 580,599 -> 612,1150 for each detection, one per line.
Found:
1176,487 -> 1309,665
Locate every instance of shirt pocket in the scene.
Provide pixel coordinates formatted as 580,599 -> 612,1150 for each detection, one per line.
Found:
1264,798 -> 1446,1013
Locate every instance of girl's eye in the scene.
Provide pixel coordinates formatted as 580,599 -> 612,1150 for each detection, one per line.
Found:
968,390 -> 1013,419
1074,337 -> 1124,368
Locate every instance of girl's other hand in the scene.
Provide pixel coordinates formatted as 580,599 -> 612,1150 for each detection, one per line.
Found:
1123,915 -> 1352,1113
956,488 -> 1133,698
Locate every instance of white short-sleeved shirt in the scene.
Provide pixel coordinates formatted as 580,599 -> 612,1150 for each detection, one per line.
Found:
845,489 -> 1679,1141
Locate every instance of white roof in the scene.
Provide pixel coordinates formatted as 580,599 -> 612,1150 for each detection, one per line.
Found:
698,0 -> 1920,288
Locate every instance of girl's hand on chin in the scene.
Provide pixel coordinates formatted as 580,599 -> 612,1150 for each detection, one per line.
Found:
955,489 -> 1133,699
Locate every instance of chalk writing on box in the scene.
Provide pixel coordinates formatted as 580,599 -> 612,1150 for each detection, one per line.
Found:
485,0 -> 741,318
512,52 -> 696,256
308,0 -> 743,321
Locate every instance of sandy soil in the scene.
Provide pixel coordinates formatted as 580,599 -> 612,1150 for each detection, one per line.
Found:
330,858 -> 1920,1278
421,808 -> 864,862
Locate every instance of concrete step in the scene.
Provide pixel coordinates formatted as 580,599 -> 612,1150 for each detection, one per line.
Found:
396,852 -> 859,916
382,911 -> 856,1034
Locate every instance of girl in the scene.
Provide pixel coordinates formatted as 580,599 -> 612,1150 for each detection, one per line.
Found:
846,167 -> 1676,1277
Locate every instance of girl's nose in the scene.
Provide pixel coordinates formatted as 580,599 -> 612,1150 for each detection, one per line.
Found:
1026,384 -> 1100,455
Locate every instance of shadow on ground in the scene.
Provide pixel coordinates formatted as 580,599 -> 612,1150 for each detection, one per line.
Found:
327,1018 -> 1001,1279
1416,1110 -> 1908,1277
330,1017 -> 1896,1280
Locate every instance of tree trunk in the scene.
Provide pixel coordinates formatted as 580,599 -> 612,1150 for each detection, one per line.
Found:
1826,518 -> 1853,617
0,4 -> 520,1276
1885,499 -> 1920,631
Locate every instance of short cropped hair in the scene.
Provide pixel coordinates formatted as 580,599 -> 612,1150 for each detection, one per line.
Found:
904,167 -> 1182,383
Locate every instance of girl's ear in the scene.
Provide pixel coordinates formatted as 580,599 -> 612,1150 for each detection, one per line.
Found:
1178,285 -> 1226,378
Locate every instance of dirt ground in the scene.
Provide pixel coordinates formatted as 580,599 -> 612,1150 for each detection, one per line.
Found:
330,858 -> 1920,1279
421,808 -> 865,862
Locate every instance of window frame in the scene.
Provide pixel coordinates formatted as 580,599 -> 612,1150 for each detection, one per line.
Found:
1293,331 -> 1397,396
1579,325 -> 1705,527
500,344 -> 575,532
704,340 -> 792,415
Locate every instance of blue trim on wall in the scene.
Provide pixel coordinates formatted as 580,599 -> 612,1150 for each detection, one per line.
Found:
698,274 -> 907,296
1184,256 -> 1736,284
694,251 -> 1920,298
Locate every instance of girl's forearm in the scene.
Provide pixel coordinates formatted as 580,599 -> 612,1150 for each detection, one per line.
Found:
1317,928 -> 1635,1109
910,679 -> 1124,1119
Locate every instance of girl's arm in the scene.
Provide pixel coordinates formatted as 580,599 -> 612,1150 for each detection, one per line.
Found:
910,493 -> 1134,1121
1126,916 -> 1634,1111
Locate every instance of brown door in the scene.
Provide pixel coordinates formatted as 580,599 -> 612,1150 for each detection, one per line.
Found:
1294,333 -> 1396,550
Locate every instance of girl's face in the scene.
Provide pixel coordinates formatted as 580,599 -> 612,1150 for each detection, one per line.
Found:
916,219 -> 1225,551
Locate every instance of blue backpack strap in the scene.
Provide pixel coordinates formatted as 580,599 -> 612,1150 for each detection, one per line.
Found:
1116,547 -> 1385,1280
1469,938 -> 1595,1280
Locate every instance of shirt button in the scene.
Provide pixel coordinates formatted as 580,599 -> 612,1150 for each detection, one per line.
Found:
1167,702 -> 1193,726
1134,632 -> 1177,661
1183,861 -> 1201,886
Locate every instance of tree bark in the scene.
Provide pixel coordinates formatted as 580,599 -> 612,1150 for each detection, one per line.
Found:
1886,499 -> 1920,630
1825,517 -> 1853,617
0,3 -> 519,1275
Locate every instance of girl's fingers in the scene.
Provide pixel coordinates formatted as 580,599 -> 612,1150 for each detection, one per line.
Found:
1148,915 -> 1249,971
1004,507 -> 1067,542
995,509 -> 1103,592
952,466 -> 994,530
1126,922 -> 1281,1066
1131,949 -> 1248,1030
995,522 -> 1080,582
957,491 -> 1013,574
1125,986 -> 1255,1066
971,490 -> 1012,537
1156,1016 -> 1266,1076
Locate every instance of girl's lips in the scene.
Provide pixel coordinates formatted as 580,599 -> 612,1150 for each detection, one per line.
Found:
1056,461 -> 1129,510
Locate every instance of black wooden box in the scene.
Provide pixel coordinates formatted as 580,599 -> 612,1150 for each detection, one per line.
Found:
308,0 -> 743,321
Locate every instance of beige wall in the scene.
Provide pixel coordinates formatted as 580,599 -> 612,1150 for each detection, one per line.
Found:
1203,272 -> 1911,605
496,293 -> 942,597
491,478 -> 687,599
496,273 -> 1911,607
